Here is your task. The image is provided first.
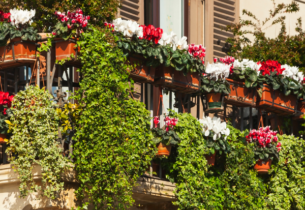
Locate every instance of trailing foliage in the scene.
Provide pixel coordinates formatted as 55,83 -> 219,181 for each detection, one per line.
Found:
267,134 -> 305,209
5,86 -> 69,199
72,27 -> 156,209
156,116 -> 305,209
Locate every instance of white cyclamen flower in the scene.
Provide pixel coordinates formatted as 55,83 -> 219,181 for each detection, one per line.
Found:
199,116 -> 230,141
205,62 -> 230,81
281,64 -> 304,82
10,9 -> 36,27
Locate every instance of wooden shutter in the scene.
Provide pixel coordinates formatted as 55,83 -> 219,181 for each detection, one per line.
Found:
213,0 -> 237,58
205,0 -> 239,62
118,0 -> 144,25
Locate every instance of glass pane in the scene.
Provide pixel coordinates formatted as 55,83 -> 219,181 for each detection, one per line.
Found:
160,0 -> 184,38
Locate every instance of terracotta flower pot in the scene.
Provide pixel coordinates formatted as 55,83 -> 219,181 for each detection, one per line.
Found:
0,38 -> 37,68
257,85 -> 297,115
55,38 -> 80,64
154,65 -> 200,94
0,134 -> 7,144
156,143 -> 172,157
205,153 -> 216,166
254,159 -> 272,174
127,54 -> 155,83
224,78 -> 257,107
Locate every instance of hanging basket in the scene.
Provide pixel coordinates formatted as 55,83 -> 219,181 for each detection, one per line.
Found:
156,143 -> 172,157
0,134 -> 7,144
0,38 -> 37,68
154,65 -> 200,93
127,54 -> 155,83
205,153 -> 216,166
203,92 -> 224,113
54,38 -> 81,66
257,84 -> 297,115
224,78 -> 257,107
254,159 -> 272,174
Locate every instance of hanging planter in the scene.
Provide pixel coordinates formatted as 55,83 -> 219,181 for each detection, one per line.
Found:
225,78 -> 257,107
257,84 -> 297,115
0,38 -> 38,68
205,153 -> 216,166
154,65 -> 200,94
127,54 -> 155,83
152,116 -> 180,157
202,93 -> 224,113
0,134 -> 7,144
156,143 -> 172,157
246,126 -> 281,174
254,159 -> 272,174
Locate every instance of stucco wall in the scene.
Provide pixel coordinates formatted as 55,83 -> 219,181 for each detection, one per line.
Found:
240,0 -> 305,41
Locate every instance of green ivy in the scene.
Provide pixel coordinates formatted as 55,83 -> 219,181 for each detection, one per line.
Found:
6,86 -> 69,199
72,27 -> 156,209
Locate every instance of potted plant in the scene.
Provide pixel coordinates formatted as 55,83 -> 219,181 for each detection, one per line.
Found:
0,92 -> 14,143
199,116 -> 231,166
256,61 -> 301,115
152,115 -> 180,157
226,58 -> 260,107
52,9 -> 90,64
109,19 -> 157,83
202,61 -> 231,113
245,126 -> 281,174
0,9 -> 41,66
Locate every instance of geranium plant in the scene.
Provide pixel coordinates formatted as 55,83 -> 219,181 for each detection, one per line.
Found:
152,115 -> 180,146
52,8 -> 90,39
0,9 -> 41,46
201,62 -> 231,94
199,116 -> 230,155
245,126 -> 281,161
0,92 -> 14,135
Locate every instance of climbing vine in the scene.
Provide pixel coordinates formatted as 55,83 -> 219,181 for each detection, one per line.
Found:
72,27 -> 156,210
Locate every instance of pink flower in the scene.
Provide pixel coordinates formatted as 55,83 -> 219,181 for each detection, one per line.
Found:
214,58 -> 217,63
72,19 -> 76,24
153,116 -> 160,128
67,24 -> 72,29
86,16 -> 90,20
273,136 -> 278,142
171,118 -> 178,126
82,20 -> 88,28
52,32 -> 57,36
